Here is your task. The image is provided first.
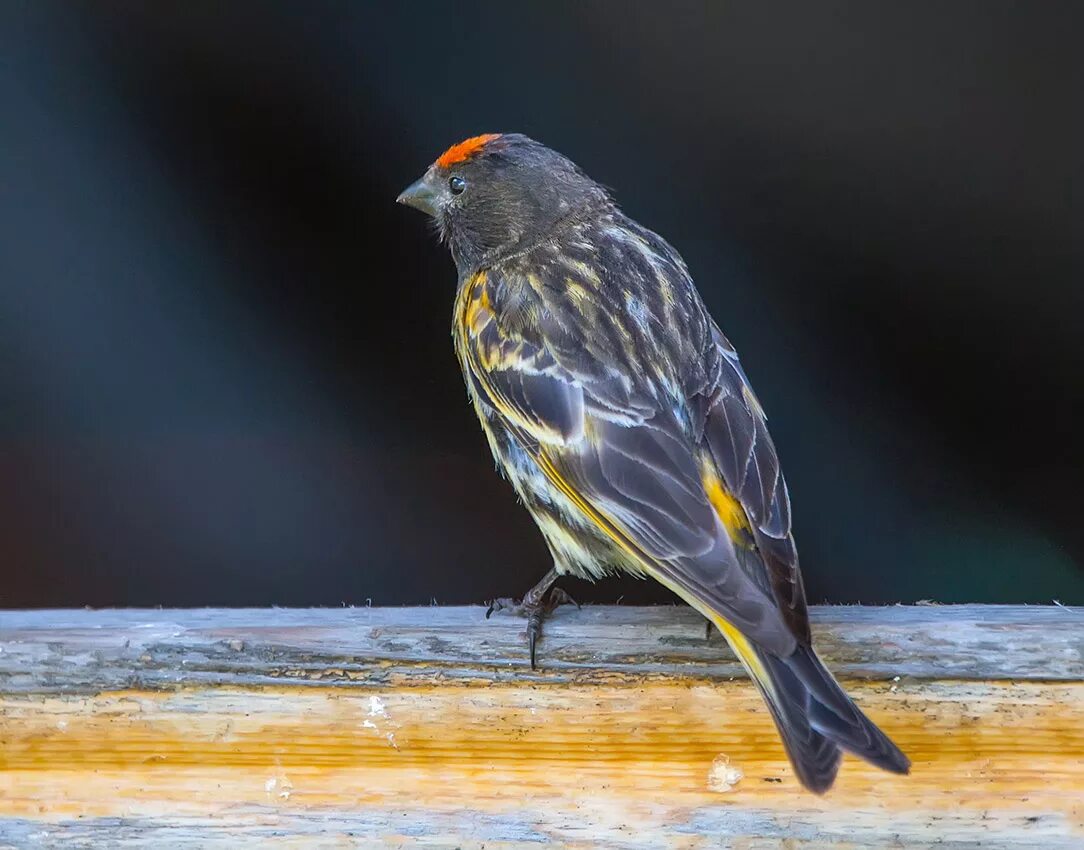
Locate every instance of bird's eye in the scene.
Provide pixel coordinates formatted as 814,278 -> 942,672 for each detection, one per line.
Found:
448,176 -> 467,195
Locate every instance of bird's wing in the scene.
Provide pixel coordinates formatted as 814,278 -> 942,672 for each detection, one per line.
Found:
457,269 -> 805,656
701,325 -> 810,642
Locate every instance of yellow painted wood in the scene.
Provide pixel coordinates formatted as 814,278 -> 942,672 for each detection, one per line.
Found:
1,680 -> 1082,846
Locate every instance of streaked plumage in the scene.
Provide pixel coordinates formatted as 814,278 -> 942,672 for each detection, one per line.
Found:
398,133 -> 909,792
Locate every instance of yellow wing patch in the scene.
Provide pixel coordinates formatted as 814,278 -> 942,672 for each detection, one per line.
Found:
701,460 -> 753,544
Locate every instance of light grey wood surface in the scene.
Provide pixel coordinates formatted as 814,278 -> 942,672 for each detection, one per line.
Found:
0,604 -> 1080,693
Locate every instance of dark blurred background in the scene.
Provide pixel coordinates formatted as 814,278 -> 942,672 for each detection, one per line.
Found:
2,2 -> 1081,608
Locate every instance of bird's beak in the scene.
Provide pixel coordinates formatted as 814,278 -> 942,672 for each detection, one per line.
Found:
396,176 -> 440,217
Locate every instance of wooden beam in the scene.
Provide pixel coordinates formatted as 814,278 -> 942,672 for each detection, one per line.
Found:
1,605 -> 1081,847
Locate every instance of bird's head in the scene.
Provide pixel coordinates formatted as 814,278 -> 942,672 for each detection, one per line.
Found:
397,133 -> 610,271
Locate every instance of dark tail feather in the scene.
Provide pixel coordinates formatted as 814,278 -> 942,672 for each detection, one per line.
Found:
750,643 -> 911,793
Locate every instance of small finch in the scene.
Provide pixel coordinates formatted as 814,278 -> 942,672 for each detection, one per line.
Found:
398,133 -> 909,792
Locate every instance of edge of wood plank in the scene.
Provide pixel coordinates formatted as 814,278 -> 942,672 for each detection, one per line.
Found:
1,604 -> 1080,693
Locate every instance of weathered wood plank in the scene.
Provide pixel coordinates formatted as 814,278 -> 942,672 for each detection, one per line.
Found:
0,605 -> 1082,848
1,681 -> 1082,848
0,604 -> 1080,693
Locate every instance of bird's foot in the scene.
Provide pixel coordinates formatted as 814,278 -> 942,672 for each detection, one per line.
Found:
485,576 -> 578,669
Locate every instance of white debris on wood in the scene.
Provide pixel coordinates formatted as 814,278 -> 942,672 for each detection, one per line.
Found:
707,754 -> 744,792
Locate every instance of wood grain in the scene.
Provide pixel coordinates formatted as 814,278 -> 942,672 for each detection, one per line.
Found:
1,605 -> 1081,848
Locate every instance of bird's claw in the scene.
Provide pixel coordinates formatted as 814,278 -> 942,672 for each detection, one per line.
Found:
484,584 -> 579,669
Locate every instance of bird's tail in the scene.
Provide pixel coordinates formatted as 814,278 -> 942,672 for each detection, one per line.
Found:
718,622 -> 910,793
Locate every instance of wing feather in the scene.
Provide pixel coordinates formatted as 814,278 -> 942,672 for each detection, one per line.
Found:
704,325 -> 807,638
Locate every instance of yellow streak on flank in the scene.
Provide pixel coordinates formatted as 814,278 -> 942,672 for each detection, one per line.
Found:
695,461 -> 773,686
702,463 -> 752,543
711,614 -> 773,688
534,452 -> 636,560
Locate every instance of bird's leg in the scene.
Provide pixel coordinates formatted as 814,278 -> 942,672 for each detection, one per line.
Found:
705,617 -> 713,643
485,567 -> 579,669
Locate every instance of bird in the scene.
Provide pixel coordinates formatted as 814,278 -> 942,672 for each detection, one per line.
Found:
397,132 -> 910,793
